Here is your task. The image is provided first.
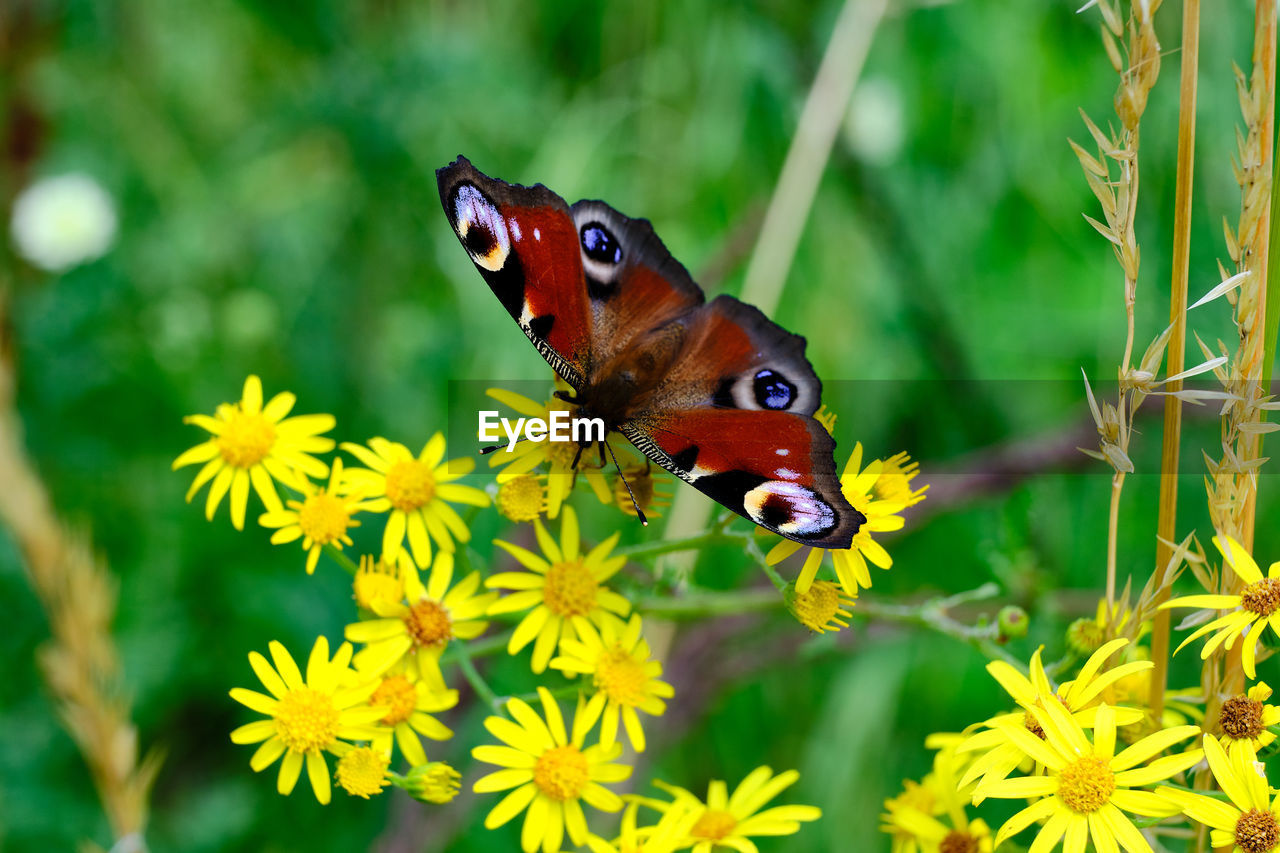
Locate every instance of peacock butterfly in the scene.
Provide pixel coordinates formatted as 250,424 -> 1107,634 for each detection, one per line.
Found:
436,156 -> 864,549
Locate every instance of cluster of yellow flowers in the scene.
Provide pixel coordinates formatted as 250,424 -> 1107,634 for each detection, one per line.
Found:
176,376 -> 926,851
882,533 -> 1280,853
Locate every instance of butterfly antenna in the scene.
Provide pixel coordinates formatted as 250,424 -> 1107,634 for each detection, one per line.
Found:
480,436 -> 527,455
601,438 -> 647,526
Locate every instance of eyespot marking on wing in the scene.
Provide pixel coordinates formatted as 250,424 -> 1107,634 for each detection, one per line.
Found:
451,183 -> 510,272
580,221 -> 623,296
743,480 -> 836,537
753,369 -> 795,410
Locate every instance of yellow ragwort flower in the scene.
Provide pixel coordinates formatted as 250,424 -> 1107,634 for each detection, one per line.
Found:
984,699 -> 1200,852
584,800 -> 696,853
1217,682 -> 1280,760
341,433 -> 488,567
484,386 -> 612,517
174,374 -> 335,530
1159,735 -> 1279,853
473,687 -> 630,853
874,451 -> 929,508
352,550 -> 413,612
958,639 -> 1151,799
228,636 -> 385,804
551,613 -> 674,752
497,473 -> 549,523
258,458 -> 378,574
882,736 -> 992,853
488,506 -> 631,673
365,663 -> 458,766
333,744 -> 391,799
652,766 -> 821,852
405,760 -> 462,804
765,443 -> 914,597
787,580 -> 856,633
346,550 -> 496,689
1162,534 -> 1280,679
611,461 -> 672,520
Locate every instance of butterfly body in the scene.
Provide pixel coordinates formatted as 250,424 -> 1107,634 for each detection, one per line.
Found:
437,156 -> 864,549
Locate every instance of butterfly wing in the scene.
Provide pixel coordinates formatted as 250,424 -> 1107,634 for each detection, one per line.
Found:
437,156 -> 593,387
622,295 -> 863,549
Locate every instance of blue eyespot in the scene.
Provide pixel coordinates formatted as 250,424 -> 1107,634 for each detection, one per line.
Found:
753,369 -> 794,410
581,223 -> 622,264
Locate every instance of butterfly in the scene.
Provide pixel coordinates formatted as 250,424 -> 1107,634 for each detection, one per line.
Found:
436,156 -> 864,549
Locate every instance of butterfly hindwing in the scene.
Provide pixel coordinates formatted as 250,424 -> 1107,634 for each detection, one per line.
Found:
437,156 -> 593,387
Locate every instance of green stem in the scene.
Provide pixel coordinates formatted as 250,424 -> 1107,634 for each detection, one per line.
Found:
617,529 -> 754,560
440,631 -> 512,666
323,543 -> 360,577
453,639 -> 503,714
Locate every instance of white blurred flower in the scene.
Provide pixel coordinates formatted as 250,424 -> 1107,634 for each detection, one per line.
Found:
844,78 -> 906,166
10,173 -> 118,272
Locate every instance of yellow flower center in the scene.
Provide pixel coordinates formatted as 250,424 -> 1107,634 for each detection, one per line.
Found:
335,746 -> 390,799
792,581 -> 848,632
353,556 -> 403,611
1056,755 -> 1116,814
547,438 -> 581,469
691,809 -> 738,841
1243,578 -> 1280,617
385,459 -> 436,512
496,474 -> 544,522
595,645 -> 649,706
404,599 -> 453,648
1066,617 -> 1106,654
1236,808 -> 1280,853
613,465 -> 655,517
1221,694 -> 1267,742
297,493 -> 351,544
939,831 -> 980,853
275,687 -> 340,753
532,745 -> 589,801
217,409 -> 276,468
371,674 -> 418,726
543,558 -> 598,617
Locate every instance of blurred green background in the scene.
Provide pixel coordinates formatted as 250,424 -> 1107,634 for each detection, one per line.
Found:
0,0 -> 1270,850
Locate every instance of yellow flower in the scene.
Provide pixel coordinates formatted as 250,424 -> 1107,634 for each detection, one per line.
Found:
984,699 -> 1200,852
1159,735 -> 1278,853
345,550 -> 496,689
1217,682 -> 1280,760
883,737 -> 993,853
484,387 -> 612,517
958,639 -> 1151,799
228,636 -> 386,804
333,745 -> 390,799
765,443 -> 912,597
652,766 -> 821,852
786,580 -> 856,633
611,462 -> 672,520
341,433 -> 489,567
352,550 -> 413,612
257,459 -> 377,574
472,687 -> 631,853
551,614 -> 674,752
365,664 -> 458,766
584,800 -> 696,853
1162,534 -> 1280,679
488,506 -> 631,673
874,451 -> 929,508
497,473 -> 549,522
404,761 -> 462,803
174,374 -> 335,530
